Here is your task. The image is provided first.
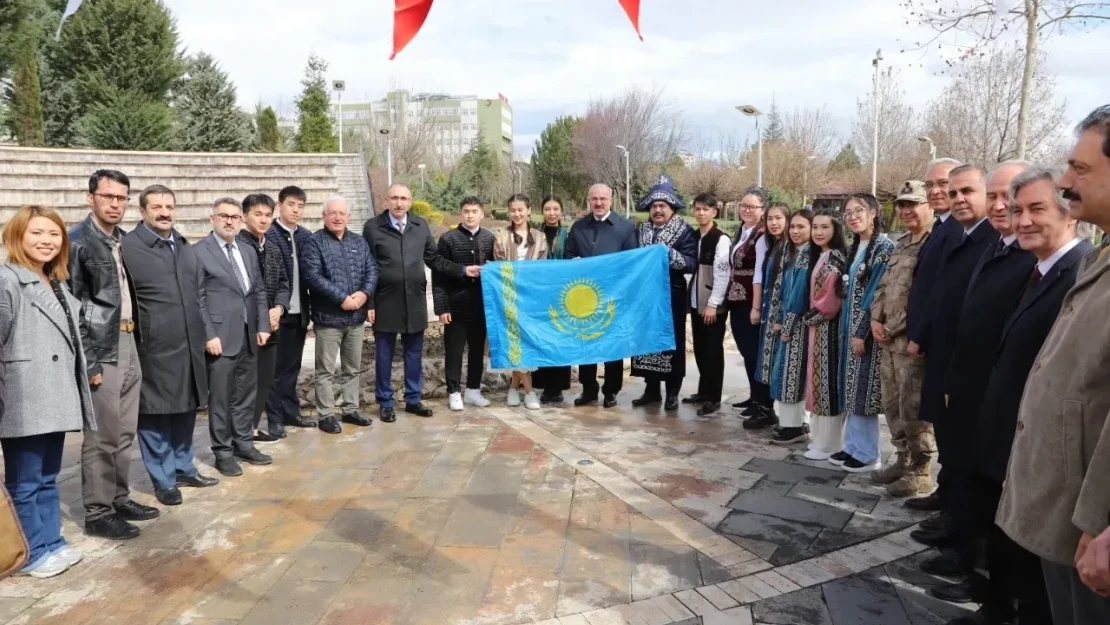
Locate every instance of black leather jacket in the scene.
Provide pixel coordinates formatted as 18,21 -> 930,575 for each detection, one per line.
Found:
67,215 -> 139,377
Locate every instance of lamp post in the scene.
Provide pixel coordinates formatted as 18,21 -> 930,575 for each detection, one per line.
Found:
871,49 -> 883,196
379,128 -> 393,187
418,163 -> 426,193
801,155 -> 817,207
615,144 -> 631,218
736,105 -> 763,187
332,79 -> 346,152
918,135 -> 937,161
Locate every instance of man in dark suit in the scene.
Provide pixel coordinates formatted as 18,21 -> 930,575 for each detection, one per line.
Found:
925,162 -> 1034,596
564,183 -> 638,408
958,167 -> 1094,625
911,165 -> 999,550
195,198 -> 272,477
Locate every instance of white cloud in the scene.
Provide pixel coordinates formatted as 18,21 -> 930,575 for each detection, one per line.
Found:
163,0 -> 1107,156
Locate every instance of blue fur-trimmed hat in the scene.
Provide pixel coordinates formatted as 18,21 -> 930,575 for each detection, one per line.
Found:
637,173 -> 685,212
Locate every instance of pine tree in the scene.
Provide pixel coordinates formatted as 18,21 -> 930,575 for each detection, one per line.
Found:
762,94 -> 785,144
257,105 -> 281,152
294,55 -> 338,153
455,132 -> 503,204
828,143 -> 863,173
175,52 -> 251,152
5,33 -> 44,146
530,116 -> 583,200
78,86 -> 174,151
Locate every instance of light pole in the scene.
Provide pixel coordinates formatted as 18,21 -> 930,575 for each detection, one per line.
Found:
379,128 -> 393,187
418,163 -> 426,193
332,79 -> 346,152
918,135 -> 937,161
801,155 -> 817,207
736,105 -> 763,187
871,49 -> 883,196
615,144 -> 631,218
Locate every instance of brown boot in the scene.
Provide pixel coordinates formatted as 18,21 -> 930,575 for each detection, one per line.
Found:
871,451 -> 909,485
887,453 -> 934,497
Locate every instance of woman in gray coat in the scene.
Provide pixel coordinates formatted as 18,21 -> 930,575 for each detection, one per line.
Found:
0,206 -> 94,579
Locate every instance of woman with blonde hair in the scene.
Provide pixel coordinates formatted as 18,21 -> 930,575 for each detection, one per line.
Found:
0,206 -> 95,578
492,194 -> 548,409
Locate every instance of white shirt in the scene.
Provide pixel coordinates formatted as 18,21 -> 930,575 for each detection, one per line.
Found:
276,218 -> 300,314
691,233 -> 732,309
1038,238 -> 1082,276
732,226 -> 769,286
1002,233 -> 1018,248
221,238 -> 251,291
964,218 -> 988,236
594,211 -> 611,222
938,211 -> 951,223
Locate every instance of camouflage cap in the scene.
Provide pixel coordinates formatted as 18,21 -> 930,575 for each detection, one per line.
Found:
895,180 -> 927,204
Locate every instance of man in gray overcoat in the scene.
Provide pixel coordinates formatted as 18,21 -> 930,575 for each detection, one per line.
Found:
362,183 -> 474,423
120,185 -> 216,507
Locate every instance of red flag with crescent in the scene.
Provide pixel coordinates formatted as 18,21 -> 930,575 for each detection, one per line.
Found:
390,0 -> 642,59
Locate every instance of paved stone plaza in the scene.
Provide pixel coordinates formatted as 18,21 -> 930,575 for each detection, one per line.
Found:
0,353 -> 974,625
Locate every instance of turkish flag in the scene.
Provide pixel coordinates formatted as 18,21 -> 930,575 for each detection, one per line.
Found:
618,0 -> 642,41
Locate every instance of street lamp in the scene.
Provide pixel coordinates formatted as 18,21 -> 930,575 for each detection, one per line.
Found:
802,155 -> 818,207
736,105 -> 763,187
418,163 -> 426,193
918,135 -> 937,161
332,79 -> 346,152
615,144 -> 631,218
871,49 -> 883,196
379,128 -> 393,187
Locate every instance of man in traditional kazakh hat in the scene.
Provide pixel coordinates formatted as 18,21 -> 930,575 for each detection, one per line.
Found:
630,174 -> 697,411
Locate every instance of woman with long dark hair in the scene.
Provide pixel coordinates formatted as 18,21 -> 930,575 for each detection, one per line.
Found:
747,202 -> 790,423
531,195 -> 572,403
832,193 -> 894,473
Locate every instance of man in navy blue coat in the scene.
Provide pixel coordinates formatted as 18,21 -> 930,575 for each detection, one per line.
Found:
564,183 -> 638,408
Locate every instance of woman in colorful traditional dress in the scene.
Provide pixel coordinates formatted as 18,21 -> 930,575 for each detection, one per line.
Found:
763,209 -> 814,436
746,203 -> 790,428
492,194 -> 548,410
832,194 -> 894,472
531,195 -> 571,404
796,210 -> 848,455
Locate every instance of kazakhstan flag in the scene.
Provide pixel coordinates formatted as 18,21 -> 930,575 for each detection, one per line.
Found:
482,245 -> 676,369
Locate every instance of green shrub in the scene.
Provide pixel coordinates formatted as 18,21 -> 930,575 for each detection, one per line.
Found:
426,210 -> 445,226
411,200 -> 433,217
490,208 -> 509,221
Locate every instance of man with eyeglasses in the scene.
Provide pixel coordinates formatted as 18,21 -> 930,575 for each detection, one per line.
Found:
194,198 -> 272,476
68,170 -> 159,540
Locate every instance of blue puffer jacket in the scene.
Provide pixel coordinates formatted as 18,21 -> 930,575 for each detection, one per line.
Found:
301,228 -> 379,328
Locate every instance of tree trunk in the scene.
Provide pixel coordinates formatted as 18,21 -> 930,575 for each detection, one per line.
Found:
1016,0 -> 1038,160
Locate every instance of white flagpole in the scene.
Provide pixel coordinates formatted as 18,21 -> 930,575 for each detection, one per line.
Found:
55,0 -> 85,41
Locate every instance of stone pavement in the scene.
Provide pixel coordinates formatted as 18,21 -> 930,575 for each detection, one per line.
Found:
0,352 -> 974,625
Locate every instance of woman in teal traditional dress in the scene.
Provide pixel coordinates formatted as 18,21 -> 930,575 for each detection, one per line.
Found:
833,194 -> 894,473
764,209 -> 814,436
532,195 -> 572,403
750,203 -> 790,419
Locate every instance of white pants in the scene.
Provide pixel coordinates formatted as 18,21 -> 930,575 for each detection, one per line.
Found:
809,414 -> 846,454
775,401 -> 809,428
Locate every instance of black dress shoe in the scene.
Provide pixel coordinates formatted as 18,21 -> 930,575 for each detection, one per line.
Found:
85,513 -> 141,540
743,412 -> 778,430
342,411 -> 373,426
681,394 -> 703,404
921,512 -> 949,531
574,394 -> 598,406
235,448 -> 273,465
732,398 -> 753,408
176,473 -> 219,488
253,430 -> 281,442
697,401 -> 721,416
114,500 -> 160,521
928,579 -> 978,604
631,393 -> 661,407
379,406 -> 396,423
155,487 -> 184,505
406,402 -> 434,417
540,391 -> 565,404
602,394 -> 618,408
944,605 -> 1014,625
740,404 -> 761,417
215,457 -> 244,477
318,416 -> 343,434
911,526 -> 955,548
269,424 -> 287,439
284,415 -> 318,428
920,550 -> 970,577
664,394 -> 679,411
906,491 -> 943,511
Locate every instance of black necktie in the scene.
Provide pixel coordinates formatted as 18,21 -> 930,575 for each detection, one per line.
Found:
995,239 -> 1008,258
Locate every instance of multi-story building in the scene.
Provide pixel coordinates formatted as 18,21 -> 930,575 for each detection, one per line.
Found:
337,90 -> 513,164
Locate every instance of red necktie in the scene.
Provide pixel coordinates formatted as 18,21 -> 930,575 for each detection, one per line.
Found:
1027,268 -> 1042,291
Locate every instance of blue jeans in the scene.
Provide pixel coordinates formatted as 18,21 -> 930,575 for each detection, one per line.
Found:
844,412 -> 880,465
136,412 -> 198,491
374,331 -> 423,408
2,432 -> 67,567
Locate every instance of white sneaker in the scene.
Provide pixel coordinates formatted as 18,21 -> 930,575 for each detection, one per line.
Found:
803,449 -> 831,461
52,546 -> 82,567
523,392 -> 541,410
18,553 -> 69,578
448,392 -> 464,411
463,388 -> 490,407
507,389 -> 521,406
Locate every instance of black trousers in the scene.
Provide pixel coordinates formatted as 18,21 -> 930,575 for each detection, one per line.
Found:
691,307 -> 728,402
253,341 -> 279,432
444,315 -> 487,395
533,366 -> 571,392
207,329 -> 258,460
730,302 -> 770,407
266,317 -> 307,424
580,361 -> 623,397
987,524 -> 1053,624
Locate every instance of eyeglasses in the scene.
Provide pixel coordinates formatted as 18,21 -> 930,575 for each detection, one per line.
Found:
215,213 -> 242,222
844,208 -> 869,218
740,203 -> 764,212
924,181 -> 949,191
94,193 -> 129,204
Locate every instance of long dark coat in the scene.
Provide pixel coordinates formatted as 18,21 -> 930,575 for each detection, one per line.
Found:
120,225 -> 209,414
975,240 -> 1093,482
905,215 -> 962,347
362,211 -> 462,335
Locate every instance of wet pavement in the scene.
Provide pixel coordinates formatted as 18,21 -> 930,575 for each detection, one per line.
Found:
0,352 -> 974,625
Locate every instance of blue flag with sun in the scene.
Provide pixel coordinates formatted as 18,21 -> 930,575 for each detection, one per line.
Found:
481,245 -> 676,369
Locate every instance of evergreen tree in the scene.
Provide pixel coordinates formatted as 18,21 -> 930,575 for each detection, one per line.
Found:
530,116 -> 583,200
78,86 -> 174,151
762,94 -> 785,144
174,52 -> 251,152
294,54 -> 337,152
257,105 -> 281,152
454,132 -> 503,204
828,142 -> 863,174
4,33 -> 44,146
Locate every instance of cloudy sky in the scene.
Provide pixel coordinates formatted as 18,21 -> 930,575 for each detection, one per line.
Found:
163,0 -> 1105,159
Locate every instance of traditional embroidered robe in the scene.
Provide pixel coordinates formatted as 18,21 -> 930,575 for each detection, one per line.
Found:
770,244 -> 812,404
630,216 -> 696,379
754,241 -> 787,386
803,249 -> 846,416
839,236 -> 895,417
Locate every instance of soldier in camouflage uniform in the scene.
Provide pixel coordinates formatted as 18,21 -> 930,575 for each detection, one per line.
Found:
869,181 -> 937,497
